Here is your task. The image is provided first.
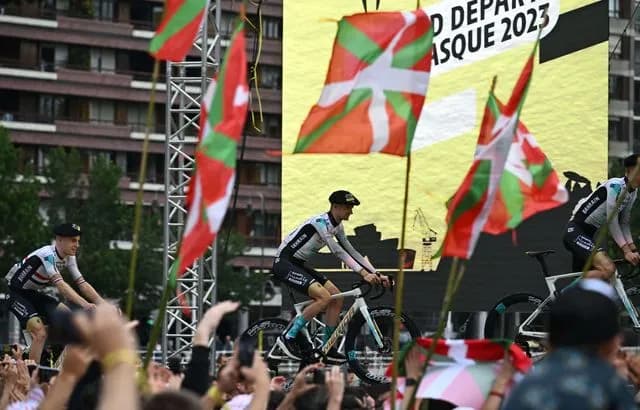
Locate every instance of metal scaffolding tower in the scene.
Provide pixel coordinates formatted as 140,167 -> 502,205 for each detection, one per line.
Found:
162,1 -> 222,362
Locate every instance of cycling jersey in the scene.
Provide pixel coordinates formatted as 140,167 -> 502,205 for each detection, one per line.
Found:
569,177 -> 637,248
5,245 -> 85,291
276,212 -> 376,274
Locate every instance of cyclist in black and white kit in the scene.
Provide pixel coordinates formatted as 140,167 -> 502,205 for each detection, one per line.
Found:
563,154 -> 640,280
5,223 -> 105,363
272,190 -> 390,362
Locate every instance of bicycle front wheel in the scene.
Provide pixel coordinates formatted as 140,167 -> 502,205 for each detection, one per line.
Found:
241,318 -> 289,370
344,306 -> 420,385
484,293 -> 546,339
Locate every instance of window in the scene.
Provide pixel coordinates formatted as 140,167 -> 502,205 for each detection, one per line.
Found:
610,76 -> 624,99
263,17 -> 282,40
609,0 -> 620,17
263,114 -> 281,138
263,163 -> 280,186
40,43 -> 55,72
609,116 -> 629,141
0,36 -> 20,60
89,100 -> 114,124
38,95 -> 66,122
252,212 -> 280,239
220,12 -> 236,36
68,45 -> 90,70
237,162 -> 280,185
126,152 -> 141,180
92,0 -> 113,20
259,65 -> 281,90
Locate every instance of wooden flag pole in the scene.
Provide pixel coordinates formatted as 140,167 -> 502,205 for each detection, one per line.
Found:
406,258 -> 466,409
125,59 -> 161,319
142,261 -> 177,368
390,153 -> 412,410
406,76 -> 498,409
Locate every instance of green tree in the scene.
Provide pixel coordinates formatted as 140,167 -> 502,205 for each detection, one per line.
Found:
0,128 -> 48,284
44,152 -> 163,317
216,230 -> 265,306
43,147 -> 83,227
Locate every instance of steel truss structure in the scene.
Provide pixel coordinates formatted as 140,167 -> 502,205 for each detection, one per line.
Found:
162,1 -> 222,363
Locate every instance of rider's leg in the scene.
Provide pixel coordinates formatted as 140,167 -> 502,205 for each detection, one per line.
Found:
585,252 -> 616,281
285,283 -> 331,340
26,316 -> 47,363
322,281 -> 343,344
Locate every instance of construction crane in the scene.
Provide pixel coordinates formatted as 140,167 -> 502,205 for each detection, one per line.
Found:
412,208 -> 438,271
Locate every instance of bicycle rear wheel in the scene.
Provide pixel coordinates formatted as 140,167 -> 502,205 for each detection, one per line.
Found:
344,306 -> 420,385
484,293 -> 548,358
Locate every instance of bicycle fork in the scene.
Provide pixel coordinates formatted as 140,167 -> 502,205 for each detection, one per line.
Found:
614,275 -> 640,329
356,299 -> 385,349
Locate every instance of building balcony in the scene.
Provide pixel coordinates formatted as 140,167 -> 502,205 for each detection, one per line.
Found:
610,99 -> 633,117
0,59 -> 165,103
0,58 -> 281,113
1,109 -> 281,162
0,8 -> 281,64
611,59 -> 633,77
609,140 -> 631,158
610,16 -> 632,35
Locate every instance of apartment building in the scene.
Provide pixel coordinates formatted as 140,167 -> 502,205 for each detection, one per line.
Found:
609,0 -> 638,165
0,0 -> 283,261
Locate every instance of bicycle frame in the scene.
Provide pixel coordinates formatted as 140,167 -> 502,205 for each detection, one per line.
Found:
269,286 -> 385,359
518,269 -> 640,340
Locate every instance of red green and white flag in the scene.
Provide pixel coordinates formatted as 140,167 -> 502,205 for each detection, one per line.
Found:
149,0 -> 207,61
173,22 -> 248,288
293,9 -> 433,156
392,338 -> 532,374
442,42 -> 537,259
384,338 -> 531,410
483,109 -> 568,234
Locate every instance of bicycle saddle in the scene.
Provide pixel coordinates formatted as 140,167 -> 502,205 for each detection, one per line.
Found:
525,250 -> 555,257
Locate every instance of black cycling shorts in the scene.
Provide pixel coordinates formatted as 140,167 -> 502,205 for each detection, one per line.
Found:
271,257 -> 328,294
562,222 -> 605,272
8,288 -> 60,329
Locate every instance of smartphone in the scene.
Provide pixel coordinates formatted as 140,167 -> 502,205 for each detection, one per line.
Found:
238,335 -> 255,368
38,366 -> 60,383
27,364 -> 38,376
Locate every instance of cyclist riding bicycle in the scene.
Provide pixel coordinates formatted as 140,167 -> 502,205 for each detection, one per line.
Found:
563,154 -> 640,281
272,190 -> 391,363
4,223 -> 105,363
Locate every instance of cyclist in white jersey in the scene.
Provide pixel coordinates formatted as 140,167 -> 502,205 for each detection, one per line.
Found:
272,190 -> 390,362
563,154 -> 640,280
5,223 -> 105,362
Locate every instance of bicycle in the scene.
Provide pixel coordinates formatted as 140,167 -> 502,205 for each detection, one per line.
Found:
240,278 -> 420,385
483,249 -> 640,358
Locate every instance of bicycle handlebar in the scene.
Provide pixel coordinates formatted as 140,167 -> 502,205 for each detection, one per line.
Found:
351,273 -> 395,300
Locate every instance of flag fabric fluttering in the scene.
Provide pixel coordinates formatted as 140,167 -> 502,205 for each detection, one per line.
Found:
441,42 -> 537,259
173,21 -> 248,290
383,338 -> 532,410
483,110 -> 568,233
386,338 -> 532,376
293,9 -> 433,156
149,0 -> 208,61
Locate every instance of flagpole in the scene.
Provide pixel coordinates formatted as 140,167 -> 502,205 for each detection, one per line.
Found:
125,59 -> 161,319
405,258 -> 466,409
406,76 -> 496,409
143,261 -> 177,368
390,153 -> 412,410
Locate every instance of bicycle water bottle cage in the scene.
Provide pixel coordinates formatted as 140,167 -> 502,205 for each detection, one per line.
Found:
525,250 -> 555,277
